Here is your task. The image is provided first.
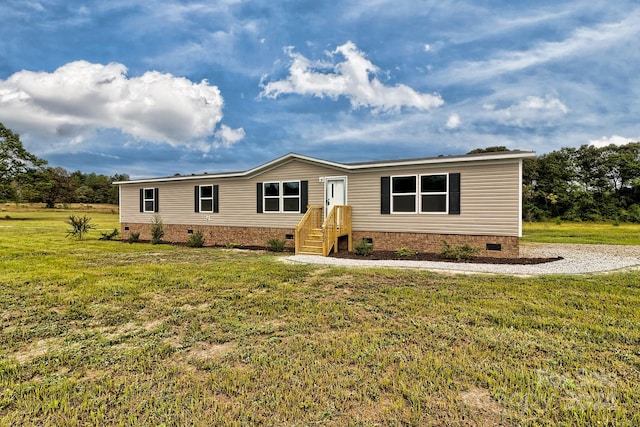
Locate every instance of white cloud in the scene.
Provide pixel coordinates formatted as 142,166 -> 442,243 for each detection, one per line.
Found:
0,61 -> 241,149
484,95 -> 569,127
261,41 -> 444,113
446,113 -> 461,129
589,135 -> 638,148
215,124 -> 245,148
438,8 -> 640,83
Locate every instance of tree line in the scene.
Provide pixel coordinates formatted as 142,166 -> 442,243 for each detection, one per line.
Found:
522,143 -> 640,222
1,123 -> 127,206
3,123 -> 640,219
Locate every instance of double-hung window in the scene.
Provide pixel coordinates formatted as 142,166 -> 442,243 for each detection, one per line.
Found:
194,184 -> 218,213
391,176 -> 417,213
263,181 -> 300,213
263,182 -> 280,212
282,181 -> 300,212
199,185 -> 214,212
420,174 -> 448,213
143,188 -> 156,212
381,173 -> 460,215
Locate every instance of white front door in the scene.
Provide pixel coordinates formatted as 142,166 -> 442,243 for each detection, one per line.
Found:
325,177 -> 347,218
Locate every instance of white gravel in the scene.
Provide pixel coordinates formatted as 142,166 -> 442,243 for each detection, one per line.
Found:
284,243 -> 640,276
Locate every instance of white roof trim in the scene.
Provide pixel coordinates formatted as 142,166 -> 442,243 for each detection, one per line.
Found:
114,151 -> 536,185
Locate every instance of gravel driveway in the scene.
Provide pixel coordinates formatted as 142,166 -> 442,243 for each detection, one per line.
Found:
284,243 -> 640,276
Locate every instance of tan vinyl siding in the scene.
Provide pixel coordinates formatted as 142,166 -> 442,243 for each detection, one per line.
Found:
119,158 -> 522,237
119,159 -> 340,229
347,160 -> 521,236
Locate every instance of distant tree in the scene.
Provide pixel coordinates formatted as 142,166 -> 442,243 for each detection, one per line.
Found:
0,123 -> 47,201
467,146 -> 511,154
108,174 -> 129,204
524,142 -> 640,222
32,167 -> 76,208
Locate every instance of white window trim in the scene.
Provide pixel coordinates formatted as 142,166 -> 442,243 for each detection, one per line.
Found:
420,173 -> 449,214
199,185 -> 214,213
143,188 -> 155,213
282,181 -> 301,213
391,175 -> 417,214
263,182 -> 280,213
263,181 -> 301,213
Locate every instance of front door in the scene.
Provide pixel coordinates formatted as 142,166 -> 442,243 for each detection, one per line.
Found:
325,177 -> 347,219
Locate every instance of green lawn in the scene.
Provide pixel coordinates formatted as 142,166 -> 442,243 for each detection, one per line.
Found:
1,207 -> 639,425
522,221 -> 640,245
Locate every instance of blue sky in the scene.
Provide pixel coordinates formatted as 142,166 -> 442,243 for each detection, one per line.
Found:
1,0 -> 639,178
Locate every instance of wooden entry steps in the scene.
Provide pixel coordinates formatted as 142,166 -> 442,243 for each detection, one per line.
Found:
298,228 -> 324,255
295,205 -> 352,256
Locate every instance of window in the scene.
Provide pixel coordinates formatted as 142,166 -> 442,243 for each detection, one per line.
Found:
143,188 -> 156,212
420,174 -> 448,213
263,182 -> 280,212
381,173 -> 460,215
194,185 -> 218,213
391,176 -> 417,213
199,185 -> 214,212
282,181 -> 300,212
262,181 -> 300,213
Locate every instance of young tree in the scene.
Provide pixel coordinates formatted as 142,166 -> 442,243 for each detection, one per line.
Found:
0,123 -> 47,201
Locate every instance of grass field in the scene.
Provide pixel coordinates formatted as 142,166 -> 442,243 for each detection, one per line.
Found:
1,206 -> 639,426
522,220 -> 640,245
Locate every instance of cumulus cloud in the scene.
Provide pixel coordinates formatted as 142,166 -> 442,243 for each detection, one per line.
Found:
589,135 -> 638,148
215,124 -> 246,148
483,95 -> 568,127
261,41 -> 444,113
0,60 -> 242,149
446,113 -> 461,129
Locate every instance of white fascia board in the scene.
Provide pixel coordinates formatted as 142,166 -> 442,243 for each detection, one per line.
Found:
346,151 -> 536,170
114,153 -> 350,185
113,151 -> 536,185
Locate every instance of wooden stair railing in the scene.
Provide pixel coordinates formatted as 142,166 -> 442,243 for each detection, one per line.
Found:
294,206 -> 324,255
295,205 -> 352,256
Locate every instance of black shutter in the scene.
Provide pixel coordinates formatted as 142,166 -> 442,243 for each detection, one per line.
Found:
139,188 -> 144,212
256,182 -> 263,213
300,180 -> 308,213
213,185 -> 219,213
449,173 -> 460,215
154,188 -> 159,212
381,176 -> 391,214
194,186 -> 200,212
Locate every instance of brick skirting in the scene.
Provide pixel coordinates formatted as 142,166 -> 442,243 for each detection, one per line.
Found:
352,231 -> 518,258
120,223 -> 519,258
121,223 -> 297,249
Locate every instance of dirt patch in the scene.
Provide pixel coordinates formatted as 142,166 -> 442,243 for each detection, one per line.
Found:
12,338 -> 60,364
330,250 -> 561,265
460,385 -> 505,425
185,341 -> 236,361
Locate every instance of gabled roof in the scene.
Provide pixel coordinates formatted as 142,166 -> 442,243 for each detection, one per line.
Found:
114,150 -> 535,185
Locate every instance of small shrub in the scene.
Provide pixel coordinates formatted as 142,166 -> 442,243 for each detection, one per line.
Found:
226,242 -> 241,249
440,240 -> 481,261
99,228 -> 120,241
65,215 -> 95,241
128,232 -> 140,243
267,237 -> 286,252
187,230 -> 205,247
395,247 -> 415,257
354,239 -> 373,256
150,214 -> 164,245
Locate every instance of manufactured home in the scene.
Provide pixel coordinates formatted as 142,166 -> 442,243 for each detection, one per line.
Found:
115,150 -> 535,258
